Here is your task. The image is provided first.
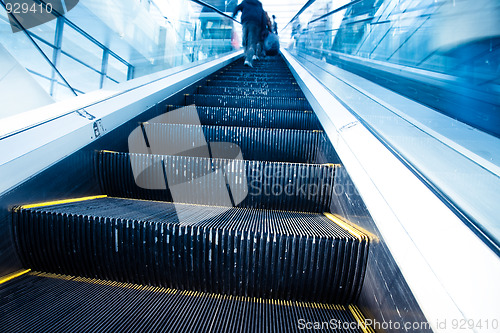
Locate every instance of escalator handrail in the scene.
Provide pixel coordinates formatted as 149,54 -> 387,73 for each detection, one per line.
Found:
191,0 -> 241,24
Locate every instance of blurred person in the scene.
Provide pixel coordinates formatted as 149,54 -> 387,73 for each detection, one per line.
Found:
263,26 -> 280,56
265,12 -> 272,34
291,21 -> 301,48
272,15 -> 278,35
233,0 -> 265,68
255,11 -> 272,60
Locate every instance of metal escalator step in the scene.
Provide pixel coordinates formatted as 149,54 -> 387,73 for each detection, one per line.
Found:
223,69 -> 291,76
214,71 -> 293,78
197,86 -> 304,98
226,63 -> 291,73
226,67 -> 290,74
0,272 -> 368,332
165,105 -> 319,129
186,94 -> 309,110
215,71 -> 293,78
129,123 -> 323,163
13,197 -> 369,303
206,80 -> 297,89
97,151 -> 335,212
209,75 -> 295,84
230,61 -> 288,69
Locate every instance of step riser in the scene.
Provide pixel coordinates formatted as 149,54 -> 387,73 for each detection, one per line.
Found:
130,123 -> 323,163
210,76 -> 295,83
230,63 -> 288,69
186,94 -> 309,110
214,73 -> 293,78
165,106 -> 319,130
225,69 -> 291,74
197,87 -> 304,98
206,80 -> 297,89
216,72 -> 293,78
98,152 -> 336,212
14,202 -> 367,303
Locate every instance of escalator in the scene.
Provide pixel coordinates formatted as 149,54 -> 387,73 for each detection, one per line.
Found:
1,56 -> 372,332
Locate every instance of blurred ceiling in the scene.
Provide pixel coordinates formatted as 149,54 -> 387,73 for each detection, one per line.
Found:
260,0 -> 307,34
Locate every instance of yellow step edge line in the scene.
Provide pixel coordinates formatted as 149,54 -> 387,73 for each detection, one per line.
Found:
21,195 -> 108,209
324,213 -> 366,241
321,163 -> 341,168
348,304 -> 375,333
328,213 -> 378,243
0,269 -> 31,284
105,195 -> 319,216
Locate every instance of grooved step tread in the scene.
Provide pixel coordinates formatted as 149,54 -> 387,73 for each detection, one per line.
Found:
210,75 -> 294,83
165,105 -> 318,130
13,197 -> 368,303
97,151 -> 336,211
186,94 -> 309,110
197,86 -> 304,98
129,123 -> 323,163
206,80 -> 298,88
0,272 -> 369,332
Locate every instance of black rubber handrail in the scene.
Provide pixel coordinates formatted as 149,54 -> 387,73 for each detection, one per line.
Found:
190,0 -> 241,24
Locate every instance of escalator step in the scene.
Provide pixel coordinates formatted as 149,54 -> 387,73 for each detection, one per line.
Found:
165,105 -> 319,129
197,86 -> 304,98
224,67 -> 291,74
216,71 -> 293,78
97,151 -> 336,212
209,75 -> 295,84
213,72 -> 293,79
130,123 -> 324,163
206,80 -> 297,89
229,61 -> 288,70
13,197 -> 369,303
223,70 -> 291,76
0,272 -> 367,332
186,94 -> 309,110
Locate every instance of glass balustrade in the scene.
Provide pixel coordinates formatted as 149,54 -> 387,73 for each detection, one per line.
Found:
0,0 -> 241,117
